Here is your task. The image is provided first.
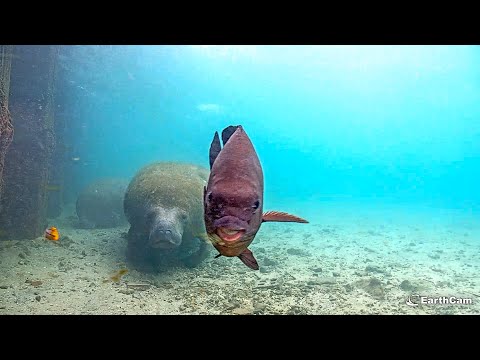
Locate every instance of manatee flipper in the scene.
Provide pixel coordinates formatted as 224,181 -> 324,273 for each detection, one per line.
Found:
221,125 -> 240,146
126,237 -> 149,270
209,131 -> 221,169
238,248 -> 259,270
126,225 -> 155,271
262,211 -> 309,224
182,238 -> 210,268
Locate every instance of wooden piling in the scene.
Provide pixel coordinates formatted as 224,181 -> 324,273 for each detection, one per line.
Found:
0,45 -> 58,240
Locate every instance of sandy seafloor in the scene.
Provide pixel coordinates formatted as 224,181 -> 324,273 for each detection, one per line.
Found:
1,201 -> 479,315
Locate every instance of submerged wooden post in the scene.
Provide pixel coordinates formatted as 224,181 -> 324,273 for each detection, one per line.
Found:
0,45 -> 58,240
0,45 -> 14,212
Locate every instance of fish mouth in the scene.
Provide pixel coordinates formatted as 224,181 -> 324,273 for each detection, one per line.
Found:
216,227 -> 246,242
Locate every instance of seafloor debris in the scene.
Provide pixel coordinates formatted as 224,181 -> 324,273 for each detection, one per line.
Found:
104,268 -> 129,283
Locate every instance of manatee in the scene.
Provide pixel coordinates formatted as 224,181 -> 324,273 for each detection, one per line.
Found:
123,162 -> 211,271
76,178 -> 129,228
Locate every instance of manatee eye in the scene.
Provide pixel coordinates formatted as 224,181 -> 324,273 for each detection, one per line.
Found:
181,213 -> 188,221
252,200 -> 260,210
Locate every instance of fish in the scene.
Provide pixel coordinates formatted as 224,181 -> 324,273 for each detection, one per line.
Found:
44,226 -> 60,241
204,125 -> 308,270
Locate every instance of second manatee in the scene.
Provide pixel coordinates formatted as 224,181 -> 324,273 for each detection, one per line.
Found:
76,178 -> 129,228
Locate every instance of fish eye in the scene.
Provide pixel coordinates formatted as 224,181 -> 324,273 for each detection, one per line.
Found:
207,192 -> 213,202
252,200 -> 260,210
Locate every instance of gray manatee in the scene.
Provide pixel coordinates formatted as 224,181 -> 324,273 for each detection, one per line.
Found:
123,162 -> 211,270
76,178 -> 129,228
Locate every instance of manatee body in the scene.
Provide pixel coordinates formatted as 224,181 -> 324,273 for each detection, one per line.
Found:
76,178 -> 129,228
124,162 -> 211,270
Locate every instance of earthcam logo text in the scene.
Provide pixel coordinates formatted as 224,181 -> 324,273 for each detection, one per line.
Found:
406,294 -> 473,307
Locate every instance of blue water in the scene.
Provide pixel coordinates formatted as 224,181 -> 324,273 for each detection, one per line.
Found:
63,45 -> 480,219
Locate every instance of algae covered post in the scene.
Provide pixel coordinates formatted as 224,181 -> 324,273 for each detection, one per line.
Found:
0,45 -> 14,210
0,45 -> 59,240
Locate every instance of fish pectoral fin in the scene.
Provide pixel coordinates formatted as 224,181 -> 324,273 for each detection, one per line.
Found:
262,211 -> 309,223
238,248 -> 259,270
209,131 -> 222,169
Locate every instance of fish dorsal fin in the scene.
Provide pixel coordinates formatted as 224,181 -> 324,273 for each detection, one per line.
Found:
221,125 -> 240,146
262,211 -> 309,223
209,131 -> 221,169
238,248 -> 259,270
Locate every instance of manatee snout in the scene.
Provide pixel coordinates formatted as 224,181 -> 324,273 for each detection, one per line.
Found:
147,207 -> 186,249
149,227 -> 182,249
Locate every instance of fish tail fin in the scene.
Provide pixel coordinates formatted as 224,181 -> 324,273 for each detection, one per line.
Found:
221,125 -> 241,146
238,248 -> 259,270
262,211 -> 309,223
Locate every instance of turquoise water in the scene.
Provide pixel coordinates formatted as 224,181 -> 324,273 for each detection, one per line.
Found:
63,45 -> 480,217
